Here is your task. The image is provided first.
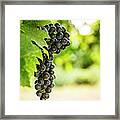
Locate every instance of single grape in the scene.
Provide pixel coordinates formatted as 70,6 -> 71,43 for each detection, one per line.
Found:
34,80 -> 38,84
52,74 -> 56,79
57,27 -> 63,33
39,80 -> 44,85
37,79 -> 41,84
38,72 -> 43,79
41,26 -> 46,31
62,26 -> 66,32
50,38 -> 57,43
51,45 -> 57,52
60,45 -> 66,50
46,67 -> 50,71
49,26 -> 56,34
49,83 -> 55,88
56,42 -> 62,48
46,87 -> 52,93
43,72 -> 50,80
44,80 -> 51,86
55,49 -> 60,54
66,40 -> 70,46
49,53 -> 54,61
42,53 -> 48,60
56,32 -> 63,40
36,90 -> 42,97
44,61 -> 51,68
50,64 -> 55,69
35,84 -> 41,90
41,64 -> 46,72
42,93 -> 49,99
40,96 -> 44,100
49,75 -> 56,80
54,23 -> 60,28
40,88 -> 46,93
64,32 -> 70,38
49,33 -> 56,39
49,24 -> 54,27
44,25 -> 50,31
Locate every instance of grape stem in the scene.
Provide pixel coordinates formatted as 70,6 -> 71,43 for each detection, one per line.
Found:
31,40 -> 44,53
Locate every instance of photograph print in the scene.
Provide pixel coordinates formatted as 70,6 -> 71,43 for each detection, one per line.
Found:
20,20 -> 100,101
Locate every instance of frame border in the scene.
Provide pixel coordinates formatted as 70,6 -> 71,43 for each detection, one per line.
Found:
0,0 -> 119,119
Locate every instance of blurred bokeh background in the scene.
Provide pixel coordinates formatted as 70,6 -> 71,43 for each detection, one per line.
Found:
20,20 -> 100,100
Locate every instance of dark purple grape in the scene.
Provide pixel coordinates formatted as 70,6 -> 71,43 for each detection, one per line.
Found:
42,93 -> 49,99
64,32 -> 70,38
49,54 -> 54,61
44,25 -> 50,31
51,45 -> 57,52
55,23 -> 60,28
61,37 -> 68,45
41,64 -> 46,71
56,32 -> 63,40
49,33 -> 56,39
49,26 -> 56,34
36,79 -> 41,84
49,83 -> 55,88
45,61 -> 51,68
52,75 -> 56,79
39,80 -> 44,85
34,80 -> 38,84
60,45 -> 66,50
62,26 -> 66,32
46,87 -> 52,93
55,49 -> 60,54
46,67 -> 50,71
40,97 -> 44,100
42,53 -> 48,60
41,88 -> 46,93
66,40 -> 70,46
57,27 -> 63,33
44,38 -> 51,45
49,24 -> 54,27
35,84 -> 41,90
44,80 -> 51,86
41,26 -> 46,31
34,72 -> 37,77
56,42 -> 62,48
36,90 -> 42,97
38,72 -> 43,79
49,75 -> 56,80
50,38 -> 57,43
43,72 -> 50,80
50,64 -> 55,69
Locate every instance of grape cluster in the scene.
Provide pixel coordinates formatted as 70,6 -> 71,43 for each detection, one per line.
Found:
38,23 -> 70,54
32,23 -> 70,100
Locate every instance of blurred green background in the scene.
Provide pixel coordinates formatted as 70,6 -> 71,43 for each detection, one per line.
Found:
20,20 -> 100,100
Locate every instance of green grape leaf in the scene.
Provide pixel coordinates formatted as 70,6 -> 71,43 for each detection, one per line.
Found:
20,20 -> 50,87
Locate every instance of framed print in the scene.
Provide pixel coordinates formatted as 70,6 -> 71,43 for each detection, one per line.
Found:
0,0 -> 119,119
